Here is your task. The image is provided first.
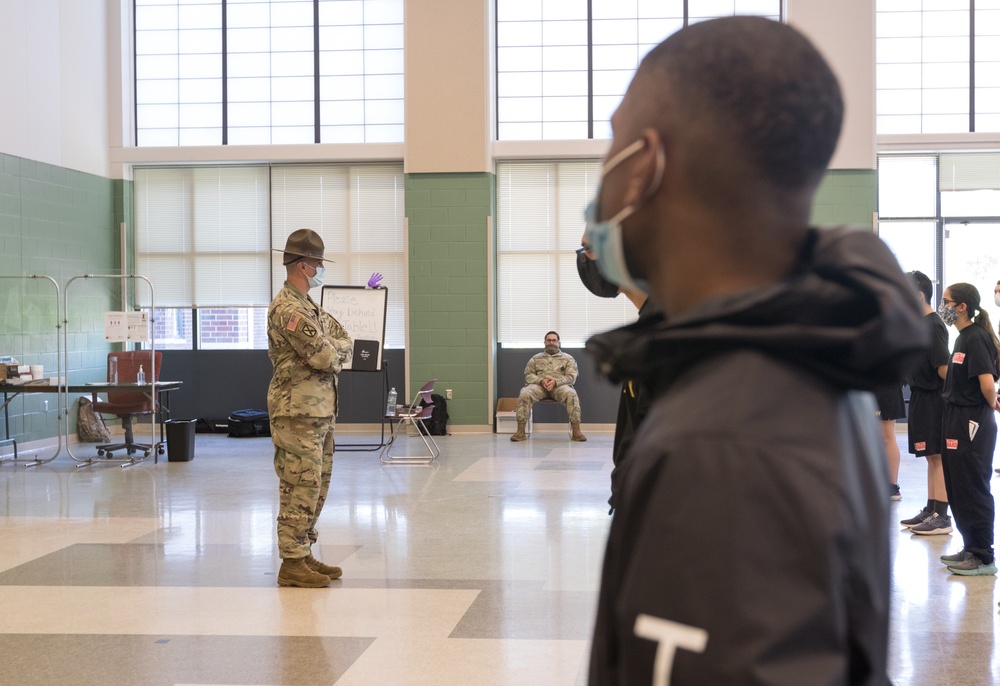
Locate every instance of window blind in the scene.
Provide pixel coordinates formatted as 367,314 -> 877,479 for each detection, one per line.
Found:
134,162 -> 407,349
939,152 -> 1000,191
496,159 -> 638,347
271,163 -> 406,348
135,166 -> 271,308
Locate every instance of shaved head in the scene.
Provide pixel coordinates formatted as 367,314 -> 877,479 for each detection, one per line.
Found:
634,17 -> 843,193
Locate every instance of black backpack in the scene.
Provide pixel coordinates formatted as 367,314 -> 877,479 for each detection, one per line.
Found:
419,393 -> 449,436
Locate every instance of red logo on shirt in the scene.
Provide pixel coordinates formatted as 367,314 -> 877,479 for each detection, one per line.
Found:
953,352 -> 966,364
915,441 -> 926,451
946,438 -> 959,450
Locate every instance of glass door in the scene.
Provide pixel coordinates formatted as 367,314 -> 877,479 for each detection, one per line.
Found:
942,221 -> 1000,303
942,220 -> 1000,344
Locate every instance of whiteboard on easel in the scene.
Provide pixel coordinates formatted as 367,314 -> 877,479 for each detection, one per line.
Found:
320,286 -> 387,371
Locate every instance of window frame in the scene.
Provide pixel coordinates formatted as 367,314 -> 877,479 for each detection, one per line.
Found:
493,0 -> 784,141
133,161 -> 408,351
875,1 -> 1000,135
133,0 -> 405,147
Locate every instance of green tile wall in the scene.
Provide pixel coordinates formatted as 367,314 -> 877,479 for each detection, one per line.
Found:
811,169 -> 877,228
406,172 -> 493,425
0,153 -> 119,444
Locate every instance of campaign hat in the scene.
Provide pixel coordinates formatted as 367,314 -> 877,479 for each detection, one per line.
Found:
276,228 -> 333,265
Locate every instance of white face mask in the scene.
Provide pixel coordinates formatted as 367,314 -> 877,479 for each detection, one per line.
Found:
307,265 -> 325,289
994,292 -> 1000,308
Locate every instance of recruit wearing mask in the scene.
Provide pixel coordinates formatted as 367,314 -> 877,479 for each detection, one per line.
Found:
583,138 -> 664,295
576,247 -> 621,298
938,300 -> 958,327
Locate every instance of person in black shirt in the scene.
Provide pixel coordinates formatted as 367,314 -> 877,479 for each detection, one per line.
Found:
938,283 -> 1000,576
576,242 -> 655,515
900,271 -> 952,534
995,278 -> 1000,476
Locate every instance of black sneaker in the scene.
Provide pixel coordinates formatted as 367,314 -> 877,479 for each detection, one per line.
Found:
910,513 -> 953,535
890,483 -> 902,501
900,508 -> 931,528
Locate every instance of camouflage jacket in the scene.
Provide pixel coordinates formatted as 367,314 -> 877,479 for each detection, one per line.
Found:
524,350 -> 578,387
267,282 -> 353,418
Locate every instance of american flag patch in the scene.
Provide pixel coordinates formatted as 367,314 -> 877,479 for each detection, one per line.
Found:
287,315 -> 300,331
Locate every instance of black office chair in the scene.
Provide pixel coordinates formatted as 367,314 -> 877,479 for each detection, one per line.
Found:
92,351 -> 162,459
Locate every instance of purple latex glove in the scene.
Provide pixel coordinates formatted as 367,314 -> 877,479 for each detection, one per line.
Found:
367,272 -> 383,288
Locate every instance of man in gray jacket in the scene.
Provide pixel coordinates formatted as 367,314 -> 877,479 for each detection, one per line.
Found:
511,331 -> 586,442
584,17 -> 926,686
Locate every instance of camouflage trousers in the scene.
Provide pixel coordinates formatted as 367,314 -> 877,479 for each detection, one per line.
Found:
272,415 -> 335,560
516,384 -> 582,423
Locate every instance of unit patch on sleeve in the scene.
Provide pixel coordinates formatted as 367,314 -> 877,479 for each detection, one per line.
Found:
286,315 -> 300,332
301,323 -> 317,337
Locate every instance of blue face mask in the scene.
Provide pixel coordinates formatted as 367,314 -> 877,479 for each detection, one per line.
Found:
583,139 -> 663,295
308,265 -> 325,289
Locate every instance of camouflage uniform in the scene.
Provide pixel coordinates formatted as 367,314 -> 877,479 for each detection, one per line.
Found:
267,282 -> 352,560
516,350 -> 582,423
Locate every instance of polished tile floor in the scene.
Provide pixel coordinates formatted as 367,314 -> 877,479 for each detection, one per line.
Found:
0,429 -> 997,685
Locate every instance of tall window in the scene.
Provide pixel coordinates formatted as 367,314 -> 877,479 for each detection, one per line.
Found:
496,160 -> 638,347
876,1 -> 1000,134
134,163 -> 406,349
134,0 -> 404,146
878,153 -> 1000,323
495,0 -> 782,140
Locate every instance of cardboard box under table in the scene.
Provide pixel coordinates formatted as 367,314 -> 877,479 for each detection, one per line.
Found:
495,397 -> 531,434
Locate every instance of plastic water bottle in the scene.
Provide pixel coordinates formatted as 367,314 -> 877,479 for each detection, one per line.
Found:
136,365 -> 146,385
386,387 -> 397,416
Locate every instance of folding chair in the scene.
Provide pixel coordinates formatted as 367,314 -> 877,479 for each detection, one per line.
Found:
380,379 -> 440,464
538,397 -> 573,437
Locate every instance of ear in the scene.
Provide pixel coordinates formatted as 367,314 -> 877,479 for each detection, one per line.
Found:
622,128 -> 666,207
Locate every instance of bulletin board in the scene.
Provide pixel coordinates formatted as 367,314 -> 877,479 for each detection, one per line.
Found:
320,286 -> 387,371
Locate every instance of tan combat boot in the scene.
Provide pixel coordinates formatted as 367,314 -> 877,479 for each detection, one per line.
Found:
571,421 -> 587,442
277,557 -> 331,588
510,420 -> 527,442
305,553 -> 343,580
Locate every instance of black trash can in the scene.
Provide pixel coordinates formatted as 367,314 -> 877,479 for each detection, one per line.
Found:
165,419 -> 197,462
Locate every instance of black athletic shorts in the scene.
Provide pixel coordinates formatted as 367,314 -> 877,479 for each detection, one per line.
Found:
907,387 -> 943,456
874,385 -> 906,421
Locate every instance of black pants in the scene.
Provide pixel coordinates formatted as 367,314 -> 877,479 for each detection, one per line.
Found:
941,402 -> 997,563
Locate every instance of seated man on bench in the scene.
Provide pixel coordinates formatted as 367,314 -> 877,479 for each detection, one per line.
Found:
511,331 -> 587,442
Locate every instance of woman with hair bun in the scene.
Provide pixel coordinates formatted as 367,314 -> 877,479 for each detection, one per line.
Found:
937,283 -> 1000,575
